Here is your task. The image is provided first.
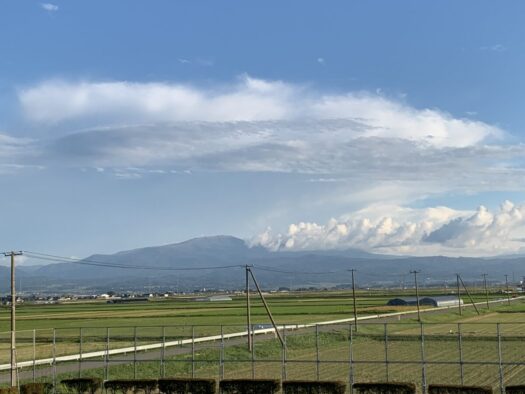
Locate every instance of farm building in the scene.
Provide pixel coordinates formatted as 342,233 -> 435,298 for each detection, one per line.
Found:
195,295 -> 233,302
387,296 -> 463,307
208,295 -> 232,301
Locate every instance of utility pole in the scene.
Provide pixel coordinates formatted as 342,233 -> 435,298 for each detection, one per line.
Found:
248,268 -> 285,347
410,270 -> 421,322
245,265 -> 252,351
456,274 -> 462,315
349,270 -> 358,332
458,275 -> 480,315
482,273 -> 489,309
4,251 -> 22,388
505,274 -> 511,306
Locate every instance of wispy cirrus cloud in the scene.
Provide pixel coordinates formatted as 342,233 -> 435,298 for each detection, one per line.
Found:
480,44 -> 507,52
0,133 -> 42,174
40,3 -> 59,12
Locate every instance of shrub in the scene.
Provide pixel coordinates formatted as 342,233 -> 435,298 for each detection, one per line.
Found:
158,378 -> 216,394
61,378 -> 103,394
104,379 -> 158,394
0,388 -> 19,394
19,383 -> 53,394
219,379 -> 280,394
428,385 -> 493,394
506,386 -> 525,394
283,380 -> 346,394
353,382 -> 416,394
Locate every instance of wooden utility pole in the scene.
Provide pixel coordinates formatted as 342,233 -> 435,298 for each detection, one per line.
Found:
456,274 -> 462,315
505,274 -> 511,305
410,270 -> 421,322
349,270 -> 358,331
4,251 -> 22,388
458,275 -> 480,315
245,265 -> 252,351
248,268 -> 285,347
482,273 -> 489,309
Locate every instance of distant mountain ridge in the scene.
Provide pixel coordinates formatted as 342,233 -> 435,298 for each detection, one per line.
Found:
3,235 -> 524,293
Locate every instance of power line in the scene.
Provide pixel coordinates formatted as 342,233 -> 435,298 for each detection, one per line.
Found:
19,250 -> 514,284
23,251 -> 243,272
252,265 -> 339,275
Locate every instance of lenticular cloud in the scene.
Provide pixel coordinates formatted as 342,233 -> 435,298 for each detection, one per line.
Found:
19,76 -> 500,148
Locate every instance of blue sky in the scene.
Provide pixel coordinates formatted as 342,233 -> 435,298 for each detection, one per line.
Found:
1,1 -> 525,259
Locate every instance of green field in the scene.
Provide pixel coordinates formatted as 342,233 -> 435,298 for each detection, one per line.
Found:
1,290 -> 524,392
0,289 -> 511,332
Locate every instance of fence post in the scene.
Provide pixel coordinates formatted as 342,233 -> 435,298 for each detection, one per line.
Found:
78,328 -> 82,379
384,323 -> 389,382
219,325 -> 224,380
316,324 -> 320,380
191,326 -> 195,378
282,324 -> 287,381
161,326 -> 166,378
497,323 -> 504,394
251,325 -> 256,379
457,323 -> 464,385
420,323 -> 427,394
33,329 -> 36,383
349,323 -> 354,394
133,326 -> 137,379
105,327 -> 109,382
52,328 -> 56,393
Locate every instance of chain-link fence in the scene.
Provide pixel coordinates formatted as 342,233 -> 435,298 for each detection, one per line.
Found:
1,322 -> 525,393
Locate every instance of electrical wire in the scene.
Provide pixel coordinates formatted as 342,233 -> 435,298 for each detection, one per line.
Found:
23,251 -> 244,271
21,251 -> 484,282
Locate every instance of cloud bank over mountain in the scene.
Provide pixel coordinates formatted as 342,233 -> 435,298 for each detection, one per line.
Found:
252,201 -> 525,256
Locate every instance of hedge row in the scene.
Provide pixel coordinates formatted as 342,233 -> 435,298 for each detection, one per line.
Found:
158,378 -> 216,394
0,383 -> 53,394
219,379 -> 280,393
104,378 -> 216,394
428,384 -> 493,394
0,388 -> 18,394
283,380 -> 346,394
61,378 -> 103,394
10,381 -> 525,394
104,379 -> 157,394
353,382 -> 417,394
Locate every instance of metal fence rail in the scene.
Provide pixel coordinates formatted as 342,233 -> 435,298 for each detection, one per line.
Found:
2,322 -> 525,393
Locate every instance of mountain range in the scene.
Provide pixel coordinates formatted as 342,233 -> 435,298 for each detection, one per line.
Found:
1,235 -> 524,293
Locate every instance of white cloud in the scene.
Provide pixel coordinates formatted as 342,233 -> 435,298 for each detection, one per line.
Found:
19,77 -> 296,125
19,77 -> 500,148
41,3 -> 59,12
252,201 -> 525,256
0,132 -> 43,174
480,44 -> 507,52
317,57 -> 325,65
14,77 -> 525,199
0,133 -> 32,157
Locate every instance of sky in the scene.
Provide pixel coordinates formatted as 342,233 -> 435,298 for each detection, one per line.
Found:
1,1 -> 525,260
